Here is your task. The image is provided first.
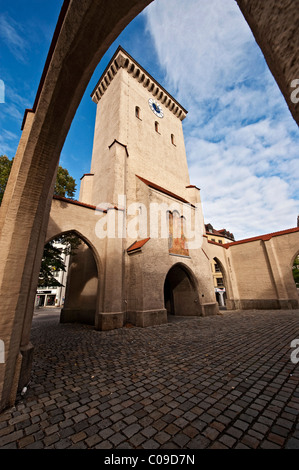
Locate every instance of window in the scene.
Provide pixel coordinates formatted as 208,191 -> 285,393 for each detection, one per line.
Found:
217,278 -> 224,287
135,106 -> 141,119
155,121 -> 159,133
171,133 -> 176,145
214,263 -> 221,272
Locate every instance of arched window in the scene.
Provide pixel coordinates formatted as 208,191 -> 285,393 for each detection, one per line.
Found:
155,121 -> 159,133
135,106 -> 140,119
171,134 -> 176,146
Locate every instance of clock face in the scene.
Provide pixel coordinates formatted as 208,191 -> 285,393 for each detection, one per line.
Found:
148,98 -> 164,118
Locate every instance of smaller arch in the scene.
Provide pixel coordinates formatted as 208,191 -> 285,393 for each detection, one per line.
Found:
135,105 -> 141,119
213,257 -> 229,308
45,229 -> 102,275
44,229 -> 103,325
164,263 -> 200,316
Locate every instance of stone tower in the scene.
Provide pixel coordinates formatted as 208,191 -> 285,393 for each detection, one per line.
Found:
76,46 -> 218,330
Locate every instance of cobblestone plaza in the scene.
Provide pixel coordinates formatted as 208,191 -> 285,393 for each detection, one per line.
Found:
0,308 -> 298,450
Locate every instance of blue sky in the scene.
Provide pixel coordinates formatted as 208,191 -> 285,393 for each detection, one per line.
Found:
0,0 -> 298,240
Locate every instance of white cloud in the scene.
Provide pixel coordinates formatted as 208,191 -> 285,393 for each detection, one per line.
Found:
145,0 -> 299,239
0,14 -> 28,63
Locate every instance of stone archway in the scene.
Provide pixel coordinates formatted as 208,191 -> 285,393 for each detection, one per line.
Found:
213,257 -> 230,308
44,230 -> 101,326
164,263 -> 201,316
0,0 -> 298,411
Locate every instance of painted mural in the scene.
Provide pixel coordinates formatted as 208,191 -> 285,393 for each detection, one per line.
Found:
168,212 -> 189,257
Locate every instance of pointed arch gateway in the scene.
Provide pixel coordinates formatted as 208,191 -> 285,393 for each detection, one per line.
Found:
0,0 -> 298,411
45,230 -> 101,326
213,257 -> 230,308
164,263 -> 201,316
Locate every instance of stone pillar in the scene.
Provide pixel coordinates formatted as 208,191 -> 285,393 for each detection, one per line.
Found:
0,112 -> 59,409
95,208 -> 126,330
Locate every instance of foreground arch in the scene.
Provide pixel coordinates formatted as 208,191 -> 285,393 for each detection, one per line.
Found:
0,0 -> 298,411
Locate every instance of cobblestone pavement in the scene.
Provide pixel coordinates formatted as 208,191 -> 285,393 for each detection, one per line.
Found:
0,308 -> 299,450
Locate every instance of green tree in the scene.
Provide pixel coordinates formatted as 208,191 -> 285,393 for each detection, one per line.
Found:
0,155 -> 80,287
0,157 -> 76,204
38,241 -> 67,288
54,166 -> 76,198
293,255 -> 299,288
38,233 -> 82,288
0,155 -> 13,205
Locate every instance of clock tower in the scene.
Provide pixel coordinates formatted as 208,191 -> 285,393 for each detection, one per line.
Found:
79,46 -> 192,208
78,46 -> 218,330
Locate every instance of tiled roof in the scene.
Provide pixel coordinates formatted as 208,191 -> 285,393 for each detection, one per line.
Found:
53,195 -> 123,213
223,226 -> 299,248
127,238 -> 150,253
136,175 -> 195,207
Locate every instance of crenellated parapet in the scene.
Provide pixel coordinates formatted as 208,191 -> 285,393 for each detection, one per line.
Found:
91,46 -> 188,121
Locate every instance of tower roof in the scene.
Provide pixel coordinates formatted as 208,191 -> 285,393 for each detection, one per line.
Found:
91,46 -> 188,121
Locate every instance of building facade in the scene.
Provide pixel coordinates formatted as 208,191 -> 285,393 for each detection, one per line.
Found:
46,46 -> 299,330
205,224 -> 235,307
56,46 -> 220,329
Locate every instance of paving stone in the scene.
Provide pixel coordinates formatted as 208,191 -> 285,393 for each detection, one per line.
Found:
219,434 -> 237,448
123,423 -> 142,438
18,435 -> 35,449
187,435 -> 210,449
85,434 -> 102,448
1,308 -> 299,450
241,434 -> 260,449
285,438 -> 299,449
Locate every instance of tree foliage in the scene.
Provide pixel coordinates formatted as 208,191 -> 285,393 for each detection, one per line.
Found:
38,233 -> 82,288
0,155 -> 80,288
0,156 -> 76,204
38,242 -> 67,288
54,166 -> 76,198
0,155 -> 13,205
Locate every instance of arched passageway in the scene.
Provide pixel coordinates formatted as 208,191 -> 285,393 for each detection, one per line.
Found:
164,264 -> 200,317
213,257 -> 229,309
18,230 -> 101,392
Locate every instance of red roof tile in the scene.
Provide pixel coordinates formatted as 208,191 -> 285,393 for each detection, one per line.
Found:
127,238 -> 150,253
53,195 -> 123,213
223,226 -> 299,249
